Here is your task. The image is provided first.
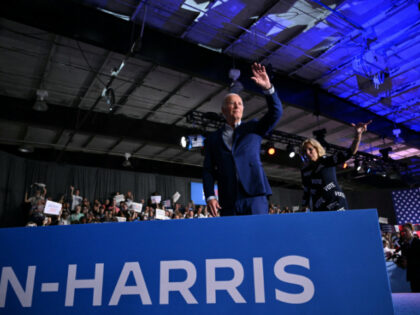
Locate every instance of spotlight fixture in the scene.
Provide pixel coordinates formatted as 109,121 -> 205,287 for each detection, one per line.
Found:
286,144 -> 296,158
18,145 -> 34,153
342,162 -> 348,169
364,161 -> 371,174
180,136 -> 188,149
180,135 -> 205,150
266,142 -> 276,156
392,128 -> 404,144
354,159 -> 362,172
122,152 -> 132,167
33,90 -> 49,112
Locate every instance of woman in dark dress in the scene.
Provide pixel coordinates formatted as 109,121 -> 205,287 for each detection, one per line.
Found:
300,121 -> 371,211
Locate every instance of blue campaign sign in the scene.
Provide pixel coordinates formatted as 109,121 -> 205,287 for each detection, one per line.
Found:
0,210 -> 393,314
190,182 -> 217,205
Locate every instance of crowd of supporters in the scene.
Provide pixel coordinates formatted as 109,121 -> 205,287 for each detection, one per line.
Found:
382,223 -> 420,292
24,184 -> 297,227
382,224 -> 419,262
22,183 -> 420,292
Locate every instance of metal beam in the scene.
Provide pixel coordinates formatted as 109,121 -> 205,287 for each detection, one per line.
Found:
221,0 -> 279,53
72,51 -> 113,108
52,129 -> 65,145
82,135 -> 95,149
19,125 -> 29,141
292,117 -> 330,135
0,95 -> 202,149
172,86 -> 226,125
107,137 -> 124,153
132,143 -> 147,155
275,111 -> 311,129
114,64 -> 157,114
36,34 -> 57,92
143,76 -> 193,120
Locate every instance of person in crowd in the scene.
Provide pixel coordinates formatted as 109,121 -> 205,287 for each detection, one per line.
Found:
28,199 -> 46,226
195,205 -> 206,218
125,191 -> 134,208
203,206 -> 210,218
59,211 -> 71,225
79,216 -> 87,224
120,201 -> 129,213
42,216 -> 52,226
70,186 -> 83,211
401,223 -> 420,292
147,207 -> 155,220
203,63 -> 283,217
300,120 -> 371,211
70,205 -> 84,223
62,202 -> 71,213
108,199 -> 120,215
24,186 -> 47,207
81,206 -> 89,217
383,239 -> 394,260
82,197 -> 91,210
185,208 -> 195,219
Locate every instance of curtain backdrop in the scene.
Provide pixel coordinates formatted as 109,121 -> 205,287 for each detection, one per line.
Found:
0,150 -> 397,227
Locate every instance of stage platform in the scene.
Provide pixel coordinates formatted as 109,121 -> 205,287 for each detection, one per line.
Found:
392,293 -> 420,315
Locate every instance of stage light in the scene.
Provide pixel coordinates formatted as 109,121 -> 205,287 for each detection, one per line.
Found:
180,136 -> 187,148
342,162 -> 348,169
19,145 -> 34,153
33,90 -> 48,112
266,142 -> 276,155
180,135 -> 205,150
354,159 -> 362,172
286,144 -> 295,158
122,152 -> 132,167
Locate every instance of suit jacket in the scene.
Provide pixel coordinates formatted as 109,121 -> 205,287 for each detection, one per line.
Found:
403,237 -> 420,282
203,92 -> 282,211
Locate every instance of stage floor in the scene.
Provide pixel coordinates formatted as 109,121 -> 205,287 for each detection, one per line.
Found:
392,293 -> 420,315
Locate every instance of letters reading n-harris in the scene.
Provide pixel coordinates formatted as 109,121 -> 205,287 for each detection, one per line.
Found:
0,255 -> 314,307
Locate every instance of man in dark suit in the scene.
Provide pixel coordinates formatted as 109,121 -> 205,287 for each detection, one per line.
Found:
203,63 -> 282,216
401,223 -> 420,292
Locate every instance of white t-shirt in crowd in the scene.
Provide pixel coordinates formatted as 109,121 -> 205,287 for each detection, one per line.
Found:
71,195 -> 83,210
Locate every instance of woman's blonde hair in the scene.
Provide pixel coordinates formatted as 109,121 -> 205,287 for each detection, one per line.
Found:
301,138 -> 326,158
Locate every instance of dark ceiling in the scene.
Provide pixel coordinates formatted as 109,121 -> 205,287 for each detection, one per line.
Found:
0,0 -> 419,189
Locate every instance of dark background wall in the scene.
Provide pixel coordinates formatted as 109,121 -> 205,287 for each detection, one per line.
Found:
0,150 -> 397,227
